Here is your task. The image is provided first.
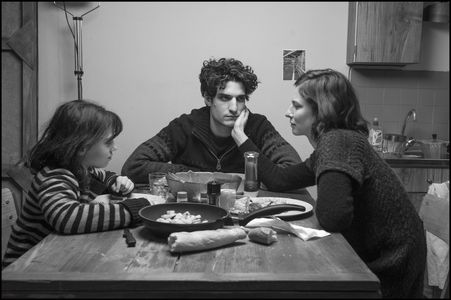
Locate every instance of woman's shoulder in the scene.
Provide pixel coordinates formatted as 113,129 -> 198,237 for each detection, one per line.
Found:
316,129 -> 369,162
319,129 -> 367,148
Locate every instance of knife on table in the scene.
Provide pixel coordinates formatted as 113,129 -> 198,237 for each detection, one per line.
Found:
123,228 -> 136,247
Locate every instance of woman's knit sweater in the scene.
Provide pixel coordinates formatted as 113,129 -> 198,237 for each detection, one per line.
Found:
2,166 -> 149,268
238,129 -> 426,298
121,106 -> 302,183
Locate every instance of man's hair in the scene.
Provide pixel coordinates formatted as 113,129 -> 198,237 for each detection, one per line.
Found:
199,58 -> 259,100
294,69 -> 369,140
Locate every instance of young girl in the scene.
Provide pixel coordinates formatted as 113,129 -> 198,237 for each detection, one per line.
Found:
231,69 -> 426,298
3,100 -> 150,268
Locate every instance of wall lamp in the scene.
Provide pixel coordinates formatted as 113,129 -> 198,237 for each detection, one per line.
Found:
53,2 -> 100,100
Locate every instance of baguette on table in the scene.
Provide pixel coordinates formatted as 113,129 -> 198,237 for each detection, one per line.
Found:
168,227 -> 247,253
248,227 -> 278,245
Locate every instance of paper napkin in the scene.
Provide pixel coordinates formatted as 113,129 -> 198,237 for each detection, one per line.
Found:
245,217 -> 330,241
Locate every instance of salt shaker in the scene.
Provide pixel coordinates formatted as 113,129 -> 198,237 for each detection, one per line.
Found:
207,181 -> 221,206
176,191 -> 188,202
199,192 -> 209,204
244,151 -> 259,195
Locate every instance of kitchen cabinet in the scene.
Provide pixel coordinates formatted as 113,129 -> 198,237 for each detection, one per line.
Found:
347,2 -> 424,66
392,167 -> 449,213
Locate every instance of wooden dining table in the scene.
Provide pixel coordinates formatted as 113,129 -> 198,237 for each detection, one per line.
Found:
2,187 -> 381,298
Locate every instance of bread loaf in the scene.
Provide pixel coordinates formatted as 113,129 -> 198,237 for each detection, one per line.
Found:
168,228 -> 247,253
248,227 -> 278,245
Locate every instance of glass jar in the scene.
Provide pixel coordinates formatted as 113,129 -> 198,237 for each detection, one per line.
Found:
244,151 -> 259,193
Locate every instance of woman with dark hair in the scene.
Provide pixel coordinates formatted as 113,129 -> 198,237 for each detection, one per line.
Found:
231,69 -> 426,298
3,100 -> 150,268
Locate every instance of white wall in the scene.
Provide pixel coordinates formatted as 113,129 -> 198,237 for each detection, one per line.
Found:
38,2 -> 349,178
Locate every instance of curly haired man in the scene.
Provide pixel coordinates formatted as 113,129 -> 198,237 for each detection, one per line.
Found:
122,58 -> 302,184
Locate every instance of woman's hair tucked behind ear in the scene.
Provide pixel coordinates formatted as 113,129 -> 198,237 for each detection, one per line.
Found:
199,58 -> 259,100
294,69 -> 369,140
26,99 -> 122,190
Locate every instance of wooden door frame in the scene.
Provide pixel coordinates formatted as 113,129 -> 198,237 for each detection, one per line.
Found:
1,1 -> 38,176
2,2 -> 38,212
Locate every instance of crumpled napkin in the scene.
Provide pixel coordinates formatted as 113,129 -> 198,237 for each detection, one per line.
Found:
428,180 -> 449,200
424,181 -> 449,289
426,231 -> 449,289
245,217 -> 330,241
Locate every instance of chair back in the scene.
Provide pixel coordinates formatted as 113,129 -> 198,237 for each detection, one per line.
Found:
7,164 -> 33,195
2,188 -> 18,260
419,192 -> 449,298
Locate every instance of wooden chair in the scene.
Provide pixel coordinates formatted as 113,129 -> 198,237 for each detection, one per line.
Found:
419,193 -> 449,299
2,188 -> 18,261
7,163 -> 33,195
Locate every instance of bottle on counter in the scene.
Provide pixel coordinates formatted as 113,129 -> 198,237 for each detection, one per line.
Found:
368,117 -> 383,153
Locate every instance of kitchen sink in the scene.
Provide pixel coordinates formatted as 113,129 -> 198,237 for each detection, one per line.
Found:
402,150 -> 423,158
401,154 -> 422,158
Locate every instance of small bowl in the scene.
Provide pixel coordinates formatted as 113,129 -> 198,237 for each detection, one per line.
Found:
166,171 -> 242,201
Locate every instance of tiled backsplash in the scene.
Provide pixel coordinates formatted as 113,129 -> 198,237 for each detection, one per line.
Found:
351,69 -> 449,141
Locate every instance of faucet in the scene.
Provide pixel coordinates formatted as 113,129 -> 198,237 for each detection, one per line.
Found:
401,109 -> 416,137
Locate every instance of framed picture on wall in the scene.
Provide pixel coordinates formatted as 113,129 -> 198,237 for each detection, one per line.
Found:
283,50 -> 305,80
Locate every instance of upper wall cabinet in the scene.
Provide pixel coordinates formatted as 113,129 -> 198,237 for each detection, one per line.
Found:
347,2 -> 424,66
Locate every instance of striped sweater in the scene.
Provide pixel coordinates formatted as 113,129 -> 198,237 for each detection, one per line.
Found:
2,166 -> 149,268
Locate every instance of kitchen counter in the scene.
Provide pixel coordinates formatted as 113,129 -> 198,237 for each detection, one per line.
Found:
382,153 -> 449,169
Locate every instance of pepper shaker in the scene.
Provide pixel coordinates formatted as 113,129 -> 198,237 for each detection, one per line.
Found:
207,181 -> 221,206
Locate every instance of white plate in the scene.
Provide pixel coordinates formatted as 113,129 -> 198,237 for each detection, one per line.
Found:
92,193 -> 165,205
249,197 -> 313,218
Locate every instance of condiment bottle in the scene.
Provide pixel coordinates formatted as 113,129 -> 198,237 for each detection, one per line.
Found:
368,117 -> 383,153
207,181 -> 221,206
199,192 -> 209,204
244,151 -> 259,195
176,191 -> 188,202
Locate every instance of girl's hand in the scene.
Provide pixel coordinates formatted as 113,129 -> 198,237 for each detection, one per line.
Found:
232,108 -> 249,146
112,176 -> 134,195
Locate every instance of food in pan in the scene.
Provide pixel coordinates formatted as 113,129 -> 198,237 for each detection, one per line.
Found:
230,197 -> 289,215
167,228 -> 247,253
156,210 -> 209,224
229,196 -> 250,215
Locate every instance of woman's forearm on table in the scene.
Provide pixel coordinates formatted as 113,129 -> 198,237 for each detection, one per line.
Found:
238,139 -> 315,191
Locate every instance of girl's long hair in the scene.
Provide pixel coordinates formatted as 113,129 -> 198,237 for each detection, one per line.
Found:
294,69 -> 369,141
26,99 -> 122,190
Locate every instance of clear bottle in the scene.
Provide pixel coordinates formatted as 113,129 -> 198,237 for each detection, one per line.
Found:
244,151 -> 259,197
368,117 -> 383,153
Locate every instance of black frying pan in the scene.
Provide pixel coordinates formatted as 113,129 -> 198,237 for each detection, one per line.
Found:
139,202 -> 307,236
